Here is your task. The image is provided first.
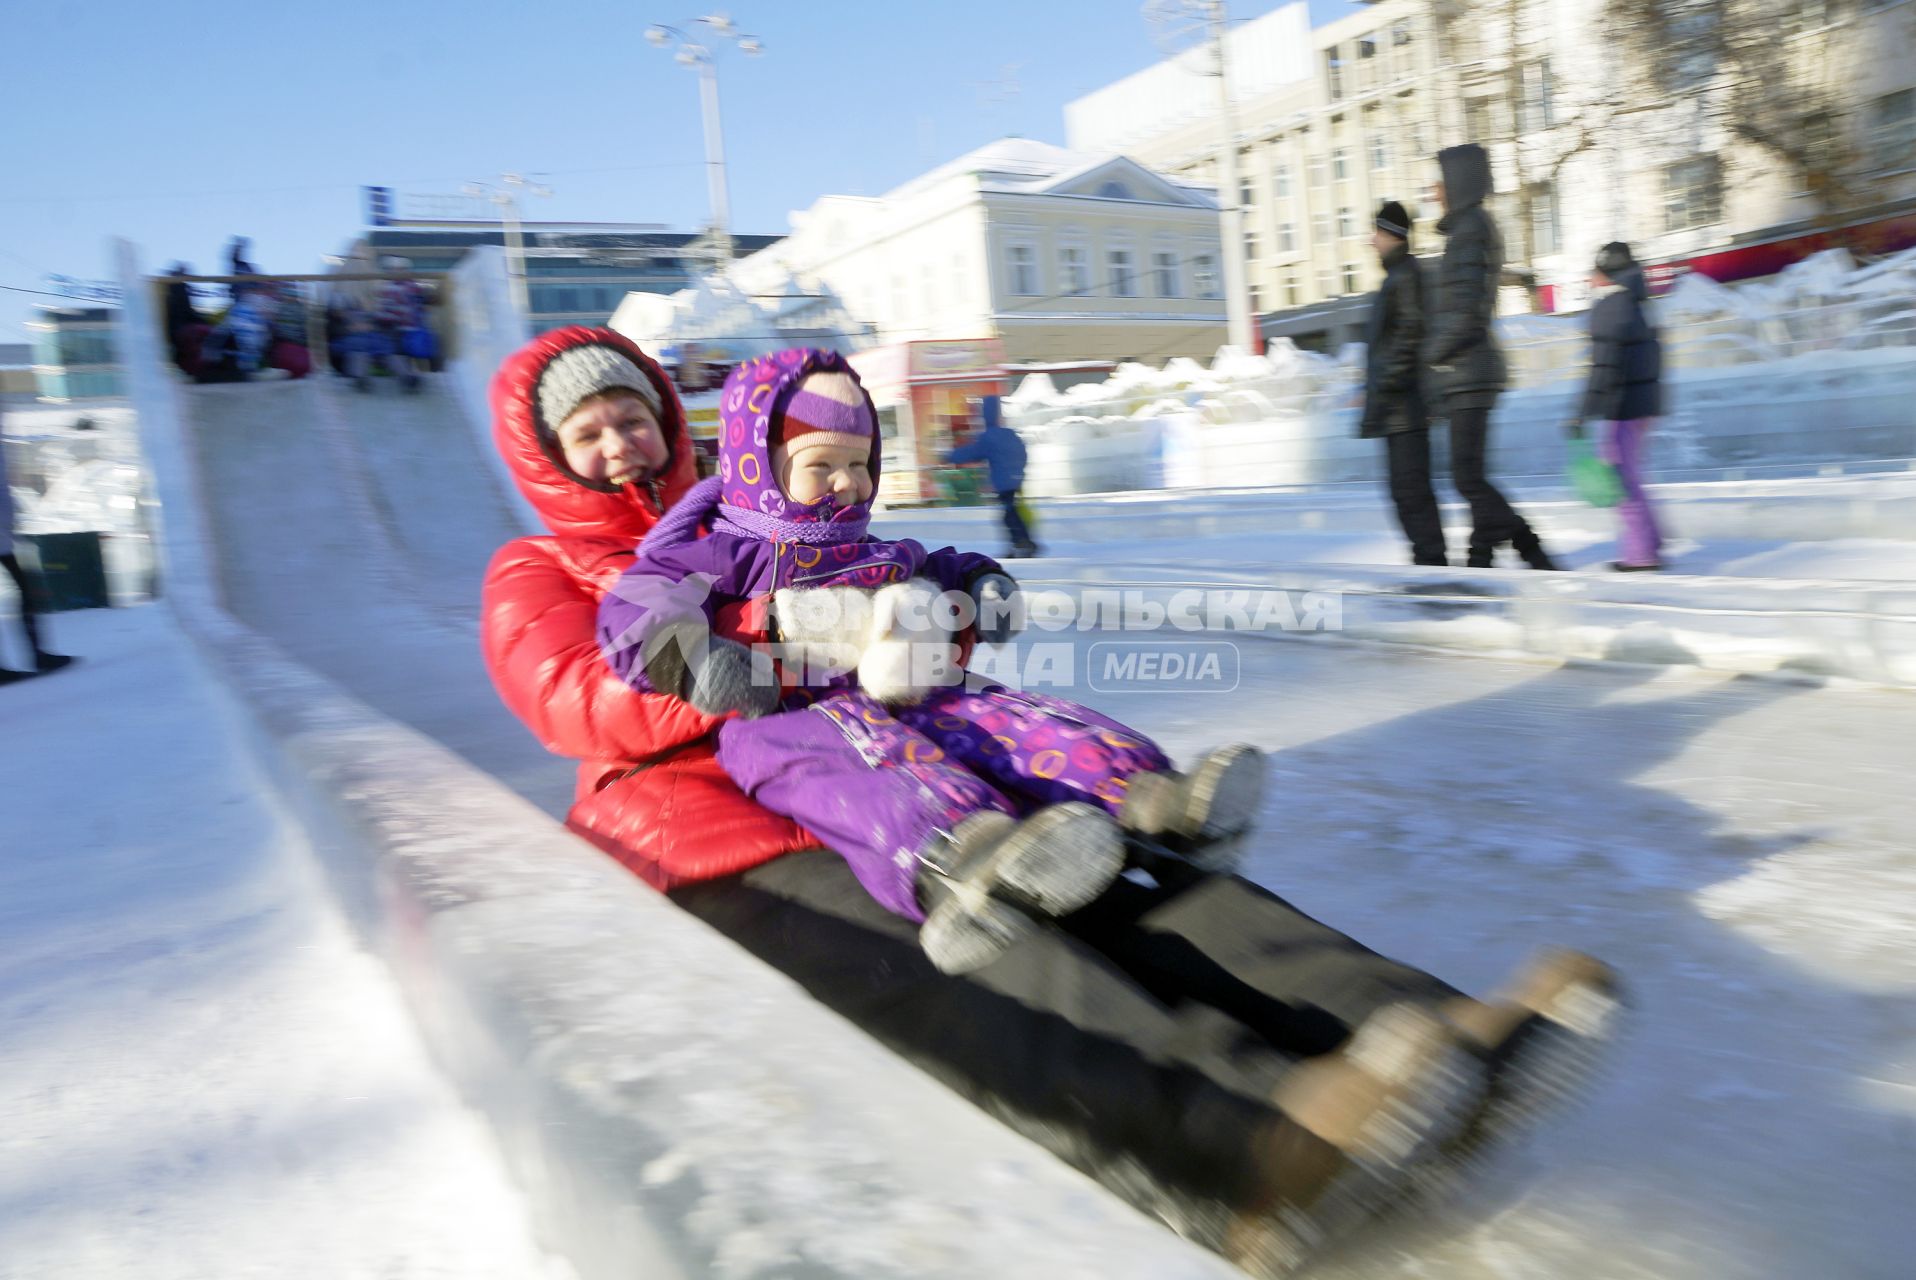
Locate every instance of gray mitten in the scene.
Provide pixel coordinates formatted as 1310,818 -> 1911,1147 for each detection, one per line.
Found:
643,618 -> 779,718
685,637 -> 780,717
969,572 -> 1023,645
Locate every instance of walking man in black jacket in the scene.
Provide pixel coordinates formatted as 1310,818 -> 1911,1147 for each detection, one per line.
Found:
1359,201 -> 1447,566
1426,144 -> 1557,570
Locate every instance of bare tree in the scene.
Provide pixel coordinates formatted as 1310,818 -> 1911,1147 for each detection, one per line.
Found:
1602,0 -> 1912,240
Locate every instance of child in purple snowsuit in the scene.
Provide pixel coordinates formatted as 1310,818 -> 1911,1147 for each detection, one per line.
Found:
595,347 -> 1265,973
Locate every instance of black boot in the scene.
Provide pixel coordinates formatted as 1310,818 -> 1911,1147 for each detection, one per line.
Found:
1465,547 -> 1495,569
1511,526 -> 1559,571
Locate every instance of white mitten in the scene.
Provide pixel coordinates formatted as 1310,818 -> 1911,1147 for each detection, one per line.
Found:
859,578 -> 960,705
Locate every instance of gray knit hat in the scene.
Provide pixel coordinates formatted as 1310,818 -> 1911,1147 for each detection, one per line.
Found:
536,343 -> 663,434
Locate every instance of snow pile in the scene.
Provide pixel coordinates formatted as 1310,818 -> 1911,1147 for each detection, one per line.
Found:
3,408 -> 151,539
0,607 -> 568,1280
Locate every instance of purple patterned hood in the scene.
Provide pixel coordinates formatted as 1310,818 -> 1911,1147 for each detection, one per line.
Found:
717,347 -> 882,538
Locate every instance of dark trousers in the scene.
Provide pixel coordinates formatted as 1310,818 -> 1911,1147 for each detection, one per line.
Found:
1382,430 -> 1448,566
1,552 -> 45,660
671,852 -> 1457,1216
996,487 -> 1035,551
1447,403 -> 1536,561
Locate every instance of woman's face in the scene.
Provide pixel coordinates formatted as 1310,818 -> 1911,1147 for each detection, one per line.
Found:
556,393 -> 668,487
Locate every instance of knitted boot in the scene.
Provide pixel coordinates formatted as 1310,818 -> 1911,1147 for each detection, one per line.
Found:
917,802 -> 1125,975
1120,744 -> 1266,873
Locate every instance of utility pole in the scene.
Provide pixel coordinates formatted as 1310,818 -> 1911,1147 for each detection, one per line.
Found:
1207,1 -> 1256,350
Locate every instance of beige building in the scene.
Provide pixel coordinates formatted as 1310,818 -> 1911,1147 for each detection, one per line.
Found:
1069,0 -> 1445,350
725,138 -> 1228,364
1070,0 -> 1916,348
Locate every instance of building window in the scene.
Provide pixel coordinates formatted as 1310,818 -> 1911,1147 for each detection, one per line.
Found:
1245,230 -> 1260,263
1278,222 -> 1296,253
1274,164 -> 1291,200
1193,254 -> 1220,298
1466,98 -> 1495,145
1516,60 -> 1555,134
1107,248 -> 1137,297
1342,262 -> 1359,294
1153,251 -> 1181,298
1528,183 -> 1561,256
1358,36 -> 1377,59
1315,267 -> 1334,298
1371,133 -> 1388,171
1096,180 -> 1135,200
1337,207 -> 1355,239
1240,176 -> 1255,212
1006,243 -> 1039,296
1663,157 -> 1723,232
1392,20 -> 1413,46
1285,274 -> 1300,307
1248,285 -> 1261,315
1325,47 -> 1344,98
1333,148 -> 1349,182
1059,244 -> 1090,296
1871,90 -> 1916,170
1312,211 -> 1332,244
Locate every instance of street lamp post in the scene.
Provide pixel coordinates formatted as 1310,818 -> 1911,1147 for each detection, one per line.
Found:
464,173 -> 552,334
647,13 -> 764,271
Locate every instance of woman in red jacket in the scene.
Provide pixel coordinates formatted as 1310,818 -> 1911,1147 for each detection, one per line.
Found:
481,327 -> 1620,1277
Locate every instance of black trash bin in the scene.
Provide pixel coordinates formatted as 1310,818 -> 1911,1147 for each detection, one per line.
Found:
14,532 -> 110,612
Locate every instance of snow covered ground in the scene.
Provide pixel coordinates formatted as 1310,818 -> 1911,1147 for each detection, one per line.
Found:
1071,628 -> 1916,1279
0,605 -> 567,1280
14,354 -> 1908,1276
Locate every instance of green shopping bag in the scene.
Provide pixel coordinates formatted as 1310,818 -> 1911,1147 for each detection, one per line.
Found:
1567,437 -> 1623,508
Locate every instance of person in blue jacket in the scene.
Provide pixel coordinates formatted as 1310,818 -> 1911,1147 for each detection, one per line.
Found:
946,395 -> 1040,558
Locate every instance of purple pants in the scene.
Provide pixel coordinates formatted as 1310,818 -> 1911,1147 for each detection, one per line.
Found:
1603,417 -> 1662,567
716,685 -> 1172,923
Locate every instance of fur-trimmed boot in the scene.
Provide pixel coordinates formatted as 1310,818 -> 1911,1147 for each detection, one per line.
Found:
1119,744 -> 1267,873
1221,1003 -> 1489,1277
916,802 -> 1126,974
1441,949 -> 1624,1157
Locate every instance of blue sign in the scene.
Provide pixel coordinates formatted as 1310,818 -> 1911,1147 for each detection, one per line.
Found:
364,185 -> 395,227
44,275 -> 122,304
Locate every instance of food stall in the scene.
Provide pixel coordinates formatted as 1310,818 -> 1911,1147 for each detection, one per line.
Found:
849,338 -> 1007,506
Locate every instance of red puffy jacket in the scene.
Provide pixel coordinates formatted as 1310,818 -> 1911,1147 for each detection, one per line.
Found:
480,326 -> 817,885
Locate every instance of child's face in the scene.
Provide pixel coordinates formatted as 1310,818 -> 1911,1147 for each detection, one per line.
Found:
773,433 -> 873,507
557,393 -> 668,487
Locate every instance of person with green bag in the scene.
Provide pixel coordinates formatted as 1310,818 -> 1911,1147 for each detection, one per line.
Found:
1566,242 -> 1667,571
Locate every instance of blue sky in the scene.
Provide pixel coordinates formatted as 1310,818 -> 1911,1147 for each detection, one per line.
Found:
0,0 -> 1362,338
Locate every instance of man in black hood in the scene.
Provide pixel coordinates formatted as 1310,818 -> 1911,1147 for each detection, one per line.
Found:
1359,201 -> 1447,566
1426,144 -> 1557,570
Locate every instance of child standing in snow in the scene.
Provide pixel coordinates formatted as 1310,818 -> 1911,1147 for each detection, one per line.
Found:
590,346 -> 1265,973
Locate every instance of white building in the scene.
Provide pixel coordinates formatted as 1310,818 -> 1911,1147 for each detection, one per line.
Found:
1067,0 -> 1916,347
724,138 -> 1228,364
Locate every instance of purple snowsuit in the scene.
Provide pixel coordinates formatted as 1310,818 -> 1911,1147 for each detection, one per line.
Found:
598,348 -> 1170,921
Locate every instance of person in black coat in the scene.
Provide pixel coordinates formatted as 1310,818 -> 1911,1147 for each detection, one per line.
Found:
1570,242 -> 1667,570
1426,144 -> 1557,570
1359,201 -> 1447,566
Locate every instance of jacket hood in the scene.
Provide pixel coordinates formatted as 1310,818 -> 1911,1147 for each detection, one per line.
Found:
1437,144 -> 1493,213
981,394 -> 1003,431
1613,262 -> 1650,302
716,347 -> 881,529
490,326 -> 699,541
